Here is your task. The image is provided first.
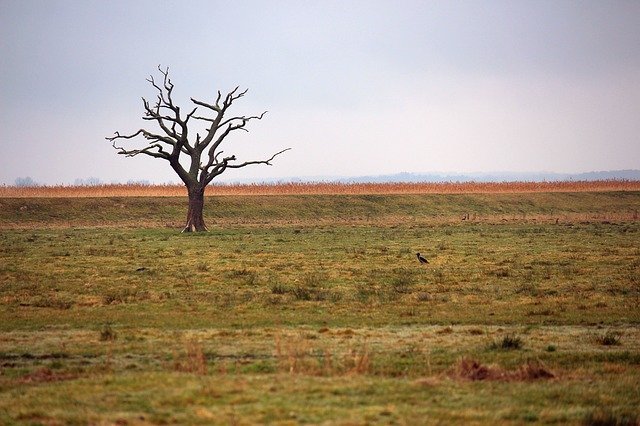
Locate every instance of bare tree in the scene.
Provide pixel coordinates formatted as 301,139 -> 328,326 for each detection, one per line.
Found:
107,66 -> 290,232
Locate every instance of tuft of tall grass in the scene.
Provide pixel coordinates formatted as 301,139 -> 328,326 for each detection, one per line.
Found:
195,262 -> 209,272
173,340 -> 208,375
292,286 -> 313,301
227,268 -> 259,285
271,283 -> 288,295
595,330 -> 622,346
302,271 -> 328,287
99,324 -> 117,341
489,334 -> 524,350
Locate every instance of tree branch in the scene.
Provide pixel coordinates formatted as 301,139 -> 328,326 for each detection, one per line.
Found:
203,111 -> 267,167
107,131 -> 171,160
218,111 -> 267,129
225,148 -> 291,169
190,96 -> 221,113
203,148 -> 291,185
141,66 -> 195,155
193,87 -> 254,149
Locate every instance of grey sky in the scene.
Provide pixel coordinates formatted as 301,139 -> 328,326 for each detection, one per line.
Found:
1,0 -> 639,185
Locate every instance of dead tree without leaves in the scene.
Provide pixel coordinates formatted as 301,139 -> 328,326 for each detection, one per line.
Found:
107,66 -> 290,232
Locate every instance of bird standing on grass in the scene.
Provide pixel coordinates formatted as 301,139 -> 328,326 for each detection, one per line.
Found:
416,253 -> 429,264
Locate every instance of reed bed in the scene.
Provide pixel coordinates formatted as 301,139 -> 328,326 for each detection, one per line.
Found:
1,180 -> 639,198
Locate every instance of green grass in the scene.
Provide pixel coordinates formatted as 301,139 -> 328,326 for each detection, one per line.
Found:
2,221 -> 638,328
1,192 -> 639,424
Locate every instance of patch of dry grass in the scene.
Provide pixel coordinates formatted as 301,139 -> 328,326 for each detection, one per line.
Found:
452,357 -> 555,381
172,340 -> 208,375
2,180 -> 639,198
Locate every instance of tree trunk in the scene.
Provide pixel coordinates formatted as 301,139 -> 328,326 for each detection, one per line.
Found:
182,186 -> 208,232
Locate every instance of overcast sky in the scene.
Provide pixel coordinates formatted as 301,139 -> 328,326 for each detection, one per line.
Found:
1,0 -> 639,185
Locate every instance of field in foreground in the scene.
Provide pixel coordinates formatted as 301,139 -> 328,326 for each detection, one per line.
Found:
1,192 -> 639,424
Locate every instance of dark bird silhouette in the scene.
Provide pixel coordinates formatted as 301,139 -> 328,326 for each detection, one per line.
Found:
416,253 -> 429,264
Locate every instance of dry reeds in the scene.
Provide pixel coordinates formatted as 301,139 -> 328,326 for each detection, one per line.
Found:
274,333 -> 371,376
2,180 -> 639,198
173,339 -> 208,375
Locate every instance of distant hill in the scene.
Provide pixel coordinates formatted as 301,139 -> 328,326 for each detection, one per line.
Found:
221,169 -> 640,184
340,170 -> 640,183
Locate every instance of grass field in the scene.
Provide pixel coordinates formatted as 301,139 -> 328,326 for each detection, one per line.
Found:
1,189 -> 639,424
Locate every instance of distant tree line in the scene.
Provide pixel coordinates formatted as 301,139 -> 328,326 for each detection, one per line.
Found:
74,177 -> 102,186
14,177 -> 37,187
12,177 -> 153,187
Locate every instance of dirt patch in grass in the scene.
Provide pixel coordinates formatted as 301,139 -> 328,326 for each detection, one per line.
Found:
19,367 -> 77,384
451,357 -> 555,382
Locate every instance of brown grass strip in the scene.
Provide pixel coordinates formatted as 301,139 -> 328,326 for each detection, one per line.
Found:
1,180 -> 639,198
